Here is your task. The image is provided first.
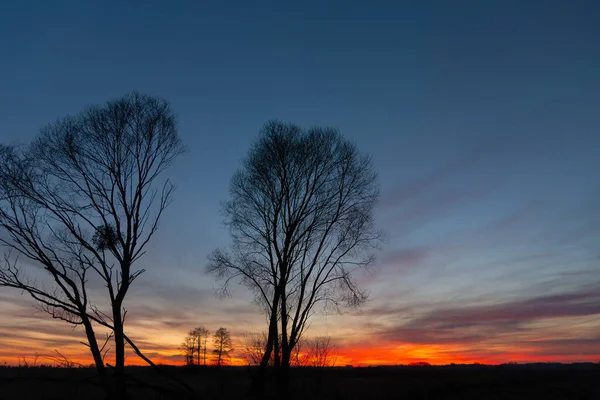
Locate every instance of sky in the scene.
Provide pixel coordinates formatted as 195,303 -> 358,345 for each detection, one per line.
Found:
0,0 -> 599,366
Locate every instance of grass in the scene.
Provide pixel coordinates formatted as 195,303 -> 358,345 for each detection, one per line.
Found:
0,363 -> 598,399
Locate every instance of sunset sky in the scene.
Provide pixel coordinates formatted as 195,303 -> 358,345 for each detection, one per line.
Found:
0,1 -> 599,367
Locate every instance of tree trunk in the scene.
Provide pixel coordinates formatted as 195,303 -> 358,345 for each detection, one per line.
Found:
259,294 -> 279,369
277,284 -> 291,396
281,346 -> 292,369
197,339 -> 201,366
82,318 -> 106,376
280,284 -> 289,367
250,293 -> 280,395
278,344 -> 292,397
112,304 -> 127,399
82,317 -> 112,399
273,327 -> 280,368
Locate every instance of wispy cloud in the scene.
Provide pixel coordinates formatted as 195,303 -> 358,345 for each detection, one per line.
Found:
356,285 -> 600,362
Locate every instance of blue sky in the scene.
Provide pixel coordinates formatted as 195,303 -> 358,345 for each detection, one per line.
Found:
0,0 -> 599,364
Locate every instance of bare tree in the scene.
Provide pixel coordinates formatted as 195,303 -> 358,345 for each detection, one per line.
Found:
240,331 -> 282,366
301,335 -> 338,396
192,326 -> 210,366
207,120 -> 380,384
181,326 -> 210,366
212,327 -> 234,366
0,92 -> 185,398
181,331 -> 196,366
0,149 -> 110,390
241,331 -> 265,366
303,335 -> 338,368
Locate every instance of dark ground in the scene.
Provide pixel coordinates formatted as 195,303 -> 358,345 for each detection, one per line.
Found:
0,363 -> 598,399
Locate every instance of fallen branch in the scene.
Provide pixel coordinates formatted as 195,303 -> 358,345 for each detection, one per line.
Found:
86,311 -> 195,395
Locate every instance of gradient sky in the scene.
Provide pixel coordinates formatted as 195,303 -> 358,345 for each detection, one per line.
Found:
1,0 -> 599,366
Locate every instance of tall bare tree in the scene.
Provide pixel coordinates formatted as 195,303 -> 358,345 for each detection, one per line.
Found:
1,144 -> 116,393
0,92 -> 185,398
212,327 -> 234,366
207,120 -> 380,385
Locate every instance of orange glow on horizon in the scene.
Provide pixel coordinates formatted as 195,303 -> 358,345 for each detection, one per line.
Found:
333,345 -> 600,366
2,341 -> 598,367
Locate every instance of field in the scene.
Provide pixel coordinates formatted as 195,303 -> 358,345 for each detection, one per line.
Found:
0,363 -> 598,399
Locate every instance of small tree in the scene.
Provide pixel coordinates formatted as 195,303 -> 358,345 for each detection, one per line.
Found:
240,331 -> 288,367
304,335 -> 338,368
181,327 -> 210,366
212,327 -> 234,366
241,331 -> 277,366
181,331 -> 196,366
192,326 -> 210,366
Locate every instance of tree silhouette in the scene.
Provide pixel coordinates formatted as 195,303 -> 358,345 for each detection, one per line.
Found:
181,326 -> 210,366
241,331 -> 282,366
241,332 -> 266,366
0,92 -> 185,398
192,326 -> 210,366
304,335 -> 338,368
181,332 -> 196,366
207,120 -> 381,389
212,327 -> 234,366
